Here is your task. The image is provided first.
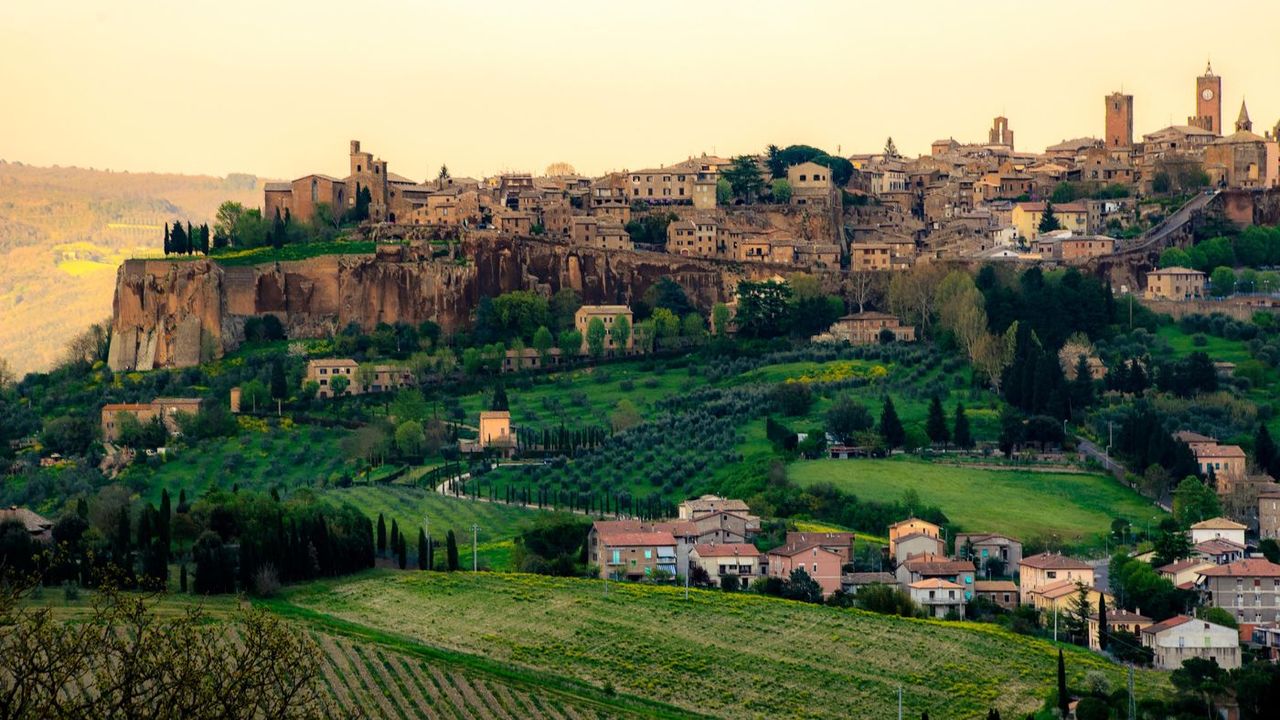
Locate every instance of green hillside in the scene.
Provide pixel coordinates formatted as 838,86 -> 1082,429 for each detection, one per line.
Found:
280,571 -> 1169,720
790,457 -> 1165,549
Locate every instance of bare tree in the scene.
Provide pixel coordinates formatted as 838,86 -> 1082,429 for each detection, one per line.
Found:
844,270 -> 882,313
0,569 -> 342,719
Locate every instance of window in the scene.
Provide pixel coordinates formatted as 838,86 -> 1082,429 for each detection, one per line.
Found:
644,549 -> 652,560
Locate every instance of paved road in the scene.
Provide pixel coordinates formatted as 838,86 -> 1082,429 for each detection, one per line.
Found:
1077,438 -> 1124,478
1125,190 -> 1219,254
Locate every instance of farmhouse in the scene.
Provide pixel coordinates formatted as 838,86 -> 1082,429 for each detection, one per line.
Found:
0,506 -> 53,542
973,580 -> 1019,610
688,543 -> 765,586
593,529 -> 678,581
1189,517 -> 1247,547
818,312 -> 917,345
1019,552 -> 1094,604
1088,610 -> 1152,651
101,397 -> 203,442
909,579 -> 967,618
574,305 -> 634,354
1141,615 -> 1240,670
1145,267 -> 1206,300
954,532 -> 1024,576
767,541 -> 844,598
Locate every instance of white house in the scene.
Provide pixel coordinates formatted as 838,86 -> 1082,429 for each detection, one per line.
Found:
1189,517 -> 1247,548
1140,615 -> 1240,670
908,578 -> 967,619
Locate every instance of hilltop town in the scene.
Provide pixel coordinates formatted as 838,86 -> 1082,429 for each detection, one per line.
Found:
6,61 -> 1280,719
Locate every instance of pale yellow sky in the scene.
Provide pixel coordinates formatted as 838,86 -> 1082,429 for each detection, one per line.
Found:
2,1 -> 1278,182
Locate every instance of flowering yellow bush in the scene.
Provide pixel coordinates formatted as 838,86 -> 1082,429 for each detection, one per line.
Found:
236,415 -> 269,433
786,360 -> 889,384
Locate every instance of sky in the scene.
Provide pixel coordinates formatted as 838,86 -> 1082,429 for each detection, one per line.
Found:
2,1 -> 1278,182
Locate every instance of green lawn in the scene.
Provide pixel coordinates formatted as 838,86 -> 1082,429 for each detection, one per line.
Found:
281,571 -> 1168,720
790,457 -> 1164,549
157,240 -> 376,266
1155,324 -> 1253,363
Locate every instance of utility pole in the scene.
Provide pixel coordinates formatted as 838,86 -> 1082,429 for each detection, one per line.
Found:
471,523 -> 478,572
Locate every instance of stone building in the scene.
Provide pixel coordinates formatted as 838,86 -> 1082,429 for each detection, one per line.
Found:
1145,267 -> 1205,300
263,174 -> 347,224
1188,62 -> 1223,134
101,397 -> 203,442
1105,92 -> 1134,150
1142,616 -> 1239,670
574,305 -> 634,354
1203,101 -> 1276,189
1260,486 -> 1280,541
818,312 -> 916,345
1197,559 -> 1280,625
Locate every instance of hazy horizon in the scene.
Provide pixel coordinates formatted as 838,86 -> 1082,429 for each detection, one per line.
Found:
3,1 -> 1278,183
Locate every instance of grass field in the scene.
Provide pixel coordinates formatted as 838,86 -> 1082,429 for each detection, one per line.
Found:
281,571 -> 1168,720
790,457 -> 1164,549
128,423 -> 356,502
322,485 -> 566,571
1155,324 -> 1254,364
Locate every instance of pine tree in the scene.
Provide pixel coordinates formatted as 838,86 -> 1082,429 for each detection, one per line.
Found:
376,514 -> 387,556
1039,203 -> 1061,233
926,395 -> 950,448
953,404 -> 973,449
879,396 -> 906,449
170,222 -> 188,255
397,533 -> 407,570
417,529 -> 428,570
446,529 -> 459,571
1097,593 -> 1109,652
1056,649 -> 1069,718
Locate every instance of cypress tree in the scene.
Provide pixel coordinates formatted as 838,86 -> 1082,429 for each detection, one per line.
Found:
270,359 -> 287,400
1256,423 -> 1278,476
177,488 -> 189,513
186,222 -> 194,255
114,507 -> 131,558
76,497 -> 89,519
390,519 -> 400,554
879,396 -> 906,449
179,563 -> 188,593
171,222 -> 187,255
163,223 -> 171,255
158,489 -> 171,561
1056,649 -> 1069,718
376,514 -> 387,556
417,529 -> 428,570
446,530 -> 459,571
925,395 -> 950,448
271,208 -> 284,250
397,534 -> 407,570
200,224 -> 211,255
953,404 -> 973,449
1097,593 -> 1109,652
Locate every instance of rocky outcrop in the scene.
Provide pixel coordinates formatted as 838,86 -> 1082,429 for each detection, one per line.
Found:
108,236 -> 795,371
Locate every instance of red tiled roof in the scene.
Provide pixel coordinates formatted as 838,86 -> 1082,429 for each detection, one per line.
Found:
1195,539 -> 1246,555
909,578 -> 963,590
904,556 -> 976,575
1021,552 -> 1092,570
1199,559 -> 1280,578
1158,559 -> 1213,574
691,543 -> 760,558
0,506 -> 52,533
768,541 -> 842,558
598,531 -> 676,547
1141,615 -> 1193,635
974,580 -> 1018,592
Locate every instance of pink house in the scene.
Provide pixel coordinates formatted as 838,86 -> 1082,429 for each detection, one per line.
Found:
767,541 -> 845,597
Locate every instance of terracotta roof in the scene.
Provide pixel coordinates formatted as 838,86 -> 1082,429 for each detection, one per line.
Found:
598,531 -> 676,547
102,403 -> 152,412
1158,559 -> 1214,574
904,556 -> 975,575
888,517 -> 939,531
768,541 -> 842,558
691,543 -> 760,558
1195,538 -> 1246,555
909,578 -> 964,590
1197,445 -> 1246,459
895,531 -> 943,544
1148,267 -> 1204,276
786,532 -> 854,546
1021,552 -> 1092,570
0,506 -> 52,534
843,572 -> 896,585
264,182 -> 292,192
1191,517 -> 1248,531
1090,611 -> 1150,623
974,580 -> 1018,592
1141,615 -> 1193,635
956,533 -> 1021,544
1174,430 -> 1217,443
1034,579 -> 1096,600
1199,559 -> 1280,578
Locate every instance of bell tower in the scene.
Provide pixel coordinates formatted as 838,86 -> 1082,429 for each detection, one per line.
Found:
1189,61 -> 1222,134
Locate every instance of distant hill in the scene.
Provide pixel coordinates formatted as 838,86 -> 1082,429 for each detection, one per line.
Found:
0,161 -> 262,377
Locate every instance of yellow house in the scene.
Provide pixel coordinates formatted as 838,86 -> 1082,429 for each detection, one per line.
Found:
1012,201 -> 1088,240
1027,579 -> 1111,617
1019,552 -> 1094,604
478,411 -> 513,448
887,518 -> 941,559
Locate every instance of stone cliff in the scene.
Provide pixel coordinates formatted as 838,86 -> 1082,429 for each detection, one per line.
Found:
108,236 -> 793,371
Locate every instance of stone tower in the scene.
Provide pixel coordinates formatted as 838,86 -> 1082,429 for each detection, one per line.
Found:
1235,99 -> 1252,133
1105,92 -> 1134,149
1189,62 -> 1222,134
988,116 -> 1014,149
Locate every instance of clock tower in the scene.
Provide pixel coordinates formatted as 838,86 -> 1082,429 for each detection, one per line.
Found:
1189,62 -> 1222,134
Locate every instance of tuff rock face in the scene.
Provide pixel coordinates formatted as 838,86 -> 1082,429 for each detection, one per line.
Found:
107,236 -> 789,371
